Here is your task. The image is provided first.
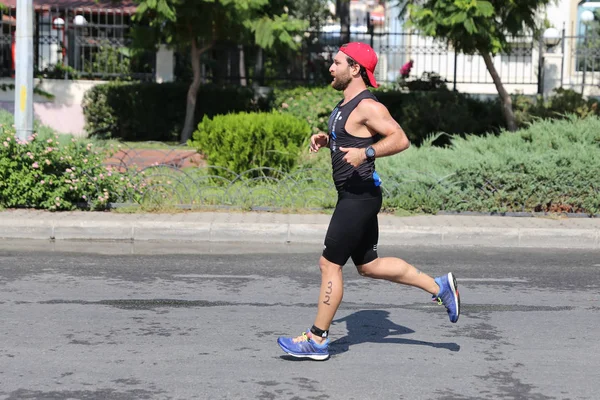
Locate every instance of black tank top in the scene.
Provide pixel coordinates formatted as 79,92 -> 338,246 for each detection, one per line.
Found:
327,90 -> 382,191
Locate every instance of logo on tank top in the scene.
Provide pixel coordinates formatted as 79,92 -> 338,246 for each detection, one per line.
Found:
330,111 -> 342,152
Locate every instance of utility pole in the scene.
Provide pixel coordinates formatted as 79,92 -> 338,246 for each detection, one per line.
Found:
15,0 -> 34,141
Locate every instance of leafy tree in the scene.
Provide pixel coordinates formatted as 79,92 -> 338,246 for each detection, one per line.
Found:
291,0 -> 334,27
129,0 -> 307,143
404,0 -> 553,131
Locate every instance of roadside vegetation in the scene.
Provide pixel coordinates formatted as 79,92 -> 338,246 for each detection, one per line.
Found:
2,102 -> 600,215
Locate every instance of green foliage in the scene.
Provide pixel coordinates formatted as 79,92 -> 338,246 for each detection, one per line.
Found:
144,116 -> 600,215
0,82 -> 55,100
82,82 -> 261,141
513,88 -> 600,126
0,127 -> 141,211
272,86 -> 341,135
377,116 -> 600,215
131,0 -> 324,143
273,86 -> 505,146
406,0 -> 551,131
381,90 -> 505,145
36,63 -> 80,80
189,112 -> 311,175
245,14 -> 308,50
407,0 -> 551,55
83,45 -> 132,78
542,88 -> 599,119
272,85 -> 600,148
132,0 -> 305,51
287,0 -> 333,26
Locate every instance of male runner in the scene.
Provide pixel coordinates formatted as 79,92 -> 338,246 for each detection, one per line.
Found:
277,42 -> 460,361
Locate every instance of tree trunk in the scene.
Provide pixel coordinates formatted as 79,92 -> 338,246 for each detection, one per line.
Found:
180,37 -> 213,144
480,50 -> 518,132
239,44 -> 247,87
255,47 -> 264,86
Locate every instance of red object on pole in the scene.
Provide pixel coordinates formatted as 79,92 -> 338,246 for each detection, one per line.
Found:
11,31 -> 16,77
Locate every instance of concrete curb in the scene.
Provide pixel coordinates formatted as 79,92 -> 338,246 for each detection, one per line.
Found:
0,216 -> 598,249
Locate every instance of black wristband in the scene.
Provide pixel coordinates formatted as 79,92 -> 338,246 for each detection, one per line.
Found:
310,325 -> 329,338
365,145 -> 376,161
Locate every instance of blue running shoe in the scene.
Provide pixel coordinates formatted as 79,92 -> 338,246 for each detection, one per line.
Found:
277,331 -> 330,360
433,272 -> 460,323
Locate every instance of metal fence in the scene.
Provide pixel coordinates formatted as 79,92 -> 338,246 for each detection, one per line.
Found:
365,31 -> 538,88
205,29 -> 600,96
0,4 -> 153,80
565,32 -> 600,89
94,145 -> 598,216
195,23 -> 540,91
3,3 -> 600,96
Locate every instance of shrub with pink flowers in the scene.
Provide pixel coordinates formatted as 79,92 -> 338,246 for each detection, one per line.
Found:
0,127 -> 142,210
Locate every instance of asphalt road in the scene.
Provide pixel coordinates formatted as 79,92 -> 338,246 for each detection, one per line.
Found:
0,240 -> 598,400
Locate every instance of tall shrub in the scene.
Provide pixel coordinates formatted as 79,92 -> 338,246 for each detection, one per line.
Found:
189,112 -> 310,175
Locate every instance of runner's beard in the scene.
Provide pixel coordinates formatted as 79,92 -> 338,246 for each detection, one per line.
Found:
331,74 -> 352,91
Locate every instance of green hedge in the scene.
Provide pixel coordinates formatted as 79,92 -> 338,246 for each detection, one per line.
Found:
376,89 -> 504,145
513,88 -> 600,125
376,116 -> 600,215
272,86 -> 600,149
188,112 -> 310,176
82,82 -> 262,141
82,80 -> 600,152
272,86 -> 505,146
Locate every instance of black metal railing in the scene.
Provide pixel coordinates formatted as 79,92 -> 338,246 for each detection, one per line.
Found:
567,32 -> 600,88
0,5 -> 154,80
190,29 -> 540,91
3,4 -> 599,94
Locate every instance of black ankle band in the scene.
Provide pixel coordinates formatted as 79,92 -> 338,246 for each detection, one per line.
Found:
310,325 -> 329,338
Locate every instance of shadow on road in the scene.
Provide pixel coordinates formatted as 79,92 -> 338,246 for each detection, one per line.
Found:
329,310 -> 460,355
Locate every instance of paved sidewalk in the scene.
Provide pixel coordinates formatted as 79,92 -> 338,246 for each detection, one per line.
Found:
1,209 -> 599,249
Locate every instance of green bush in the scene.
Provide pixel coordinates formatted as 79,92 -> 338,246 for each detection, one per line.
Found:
543,88 -> 599,118
376,89 -> 505,146
514,88 -> 600,126
447,116 -> 600,214
273,86 -> 505,146
272,86 -> 600,149
272,86 -> 340,136
82,82 -> 261,141
83,45 -> 132,78
0,127 -> 141,210
377,116 -> 600,215
189,112 -> 311,175
36,63 -> 80,80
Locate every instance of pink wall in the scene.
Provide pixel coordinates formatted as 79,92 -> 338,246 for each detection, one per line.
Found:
0,79 -> 106,137
0,101 -> 86,136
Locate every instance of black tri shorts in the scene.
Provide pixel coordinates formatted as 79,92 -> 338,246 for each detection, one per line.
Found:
322,186 -> 382,266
